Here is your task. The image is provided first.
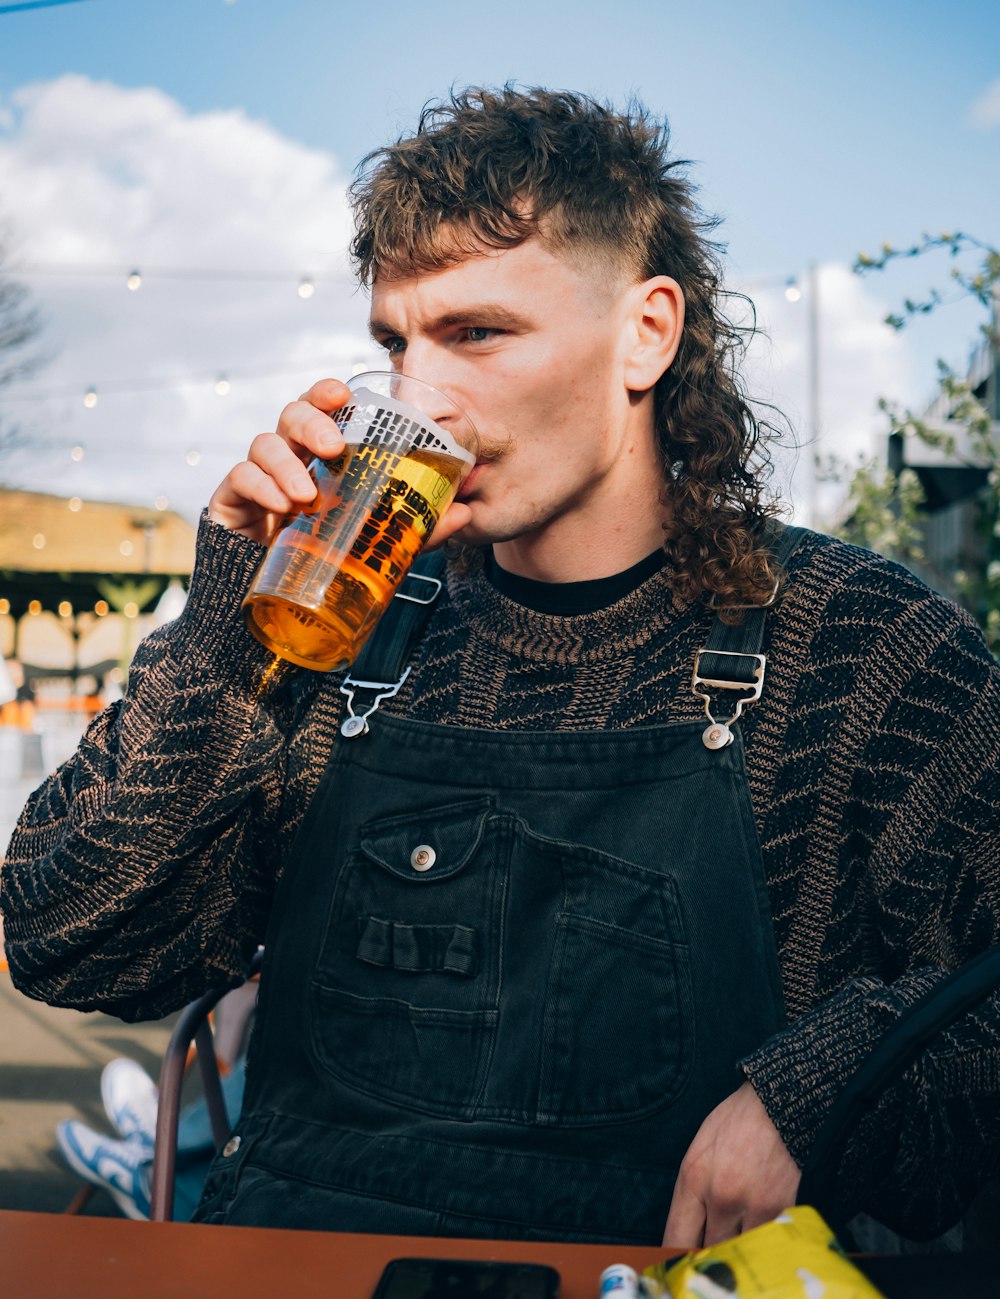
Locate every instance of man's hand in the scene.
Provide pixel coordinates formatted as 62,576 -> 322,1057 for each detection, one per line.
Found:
207,378 -> 473,546
663,1081 -> 801,1249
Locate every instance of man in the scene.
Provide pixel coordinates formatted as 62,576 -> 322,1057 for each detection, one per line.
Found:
3,88 -> 999,1246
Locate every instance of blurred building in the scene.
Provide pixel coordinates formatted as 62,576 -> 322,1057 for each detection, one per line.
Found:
888,307 -> 1000,607
0,489 -> 195,695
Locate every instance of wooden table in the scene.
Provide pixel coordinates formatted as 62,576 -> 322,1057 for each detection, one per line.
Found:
4,1209 -> 997,1297
0,1210 -> 673,1299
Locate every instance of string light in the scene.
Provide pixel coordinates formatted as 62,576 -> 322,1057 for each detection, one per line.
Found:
58,601 -> 73,618
119,539 -> 134,557
185,449 -> 201,467
123,602 -> 139,619
28,601 -> 42,616
70,445 -> 85,461
0,599 -> 10,616
83,387 -> 98,408
784,278 -> 802,303
68,496 -> 82,512
298,277 -> 315,299
154,495 -> 169,511
22,261 -> 341,289
6,355 -> 352,405
94,600 -> 109,617
32,533 -> 46,550
214,375 -> 231,396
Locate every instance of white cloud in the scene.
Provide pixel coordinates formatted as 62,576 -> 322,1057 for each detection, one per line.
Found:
0,75 -> 370,520
0,76 -> 922,537
736,263 -> 916,528
969,79 -> 1000,129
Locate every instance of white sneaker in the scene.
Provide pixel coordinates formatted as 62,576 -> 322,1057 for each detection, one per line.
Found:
56,1120 -> 152,1220
101,1058 -> 158,1151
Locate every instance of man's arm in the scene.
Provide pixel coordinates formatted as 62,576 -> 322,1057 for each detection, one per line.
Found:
668,598 -> 1000,1245
1,514 -> 318,1020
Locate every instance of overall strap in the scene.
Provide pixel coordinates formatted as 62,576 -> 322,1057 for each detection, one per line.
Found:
693,522 -> 808,749
337,550 -> 447,738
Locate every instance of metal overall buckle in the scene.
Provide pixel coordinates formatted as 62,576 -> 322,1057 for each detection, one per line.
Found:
339,667 -> 411,739
691,650 -> 766,750
393,571 -> 442,605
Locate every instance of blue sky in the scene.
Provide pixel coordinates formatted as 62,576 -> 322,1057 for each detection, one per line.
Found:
0,0 -> 997,522
4,0 -> 997,272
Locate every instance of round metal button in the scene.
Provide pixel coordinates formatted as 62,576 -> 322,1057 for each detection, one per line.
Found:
222,1135 -> 241,1158
410,845 -> 436,872
340,715 -> 368,739
702,722 -> 733,750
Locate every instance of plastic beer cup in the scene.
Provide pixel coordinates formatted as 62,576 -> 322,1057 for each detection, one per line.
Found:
243,371 -> 478,671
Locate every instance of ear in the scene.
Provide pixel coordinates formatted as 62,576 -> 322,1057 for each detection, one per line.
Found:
622,276 -> 685,393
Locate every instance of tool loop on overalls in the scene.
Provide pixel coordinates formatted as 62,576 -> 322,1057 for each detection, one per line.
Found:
339,667 -> 411,738
692,650 -> 766,750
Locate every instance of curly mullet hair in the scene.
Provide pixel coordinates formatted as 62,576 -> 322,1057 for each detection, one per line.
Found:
349,86 -> 785,612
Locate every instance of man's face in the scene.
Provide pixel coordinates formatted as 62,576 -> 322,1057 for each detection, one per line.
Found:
368,236 -> 665,567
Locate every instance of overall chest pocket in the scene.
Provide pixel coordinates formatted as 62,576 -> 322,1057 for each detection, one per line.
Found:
310,793 -> 696,1128
310,797 -> 504,1119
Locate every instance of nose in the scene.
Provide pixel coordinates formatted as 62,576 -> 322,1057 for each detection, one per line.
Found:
396,343 -> 461,427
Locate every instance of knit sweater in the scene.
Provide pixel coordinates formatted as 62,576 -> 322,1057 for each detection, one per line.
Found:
3,514 -> 1000,1237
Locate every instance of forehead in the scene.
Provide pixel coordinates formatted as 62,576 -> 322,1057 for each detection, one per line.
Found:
369,236 -> 611,323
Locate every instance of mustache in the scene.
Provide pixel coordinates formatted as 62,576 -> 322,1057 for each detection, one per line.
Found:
474,433 -> 516,462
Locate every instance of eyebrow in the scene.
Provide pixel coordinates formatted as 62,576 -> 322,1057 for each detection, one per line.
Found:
368,303 -> 532,341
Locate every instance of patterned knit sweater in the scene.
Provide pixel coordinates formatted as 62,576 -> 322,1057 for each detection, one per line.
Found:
3,514 -> 1000,1237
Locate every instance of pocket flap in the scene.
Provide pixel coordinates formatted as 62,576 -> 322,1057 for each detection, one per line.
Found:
359,796 -> 494,881
356,916 -> 479,976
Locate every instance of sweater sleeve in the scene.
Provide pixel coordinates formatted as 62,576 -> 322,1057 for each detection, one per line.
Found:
743,596 -> 1000,1239
1,513 -> 320,1021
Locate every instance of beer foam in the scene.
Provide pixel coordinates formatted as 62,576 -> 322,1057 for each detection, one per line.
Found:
335,388 -> 476,465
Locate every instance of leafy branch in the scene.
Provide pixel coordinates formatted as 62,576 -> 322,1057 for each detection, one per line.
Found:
834,230 -> 1000,654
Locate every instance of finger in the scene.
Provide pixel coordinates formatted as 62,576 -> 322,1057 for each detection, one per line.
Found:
425,500 -> 474,551
662,1180 -> 707,1251
247,433 -> 319,503
297,377 -> 352,411
207,461 -> 297,540
703,1203 -> 743,1248
274,401 -> 347,464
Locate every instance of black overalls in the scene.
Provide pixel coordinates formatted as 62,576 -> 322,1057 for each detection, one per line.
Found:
195,540 -> 797,1243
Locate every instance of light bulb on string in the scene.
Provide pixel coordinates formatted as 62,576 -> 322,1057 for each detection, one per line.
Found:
70,445 -> 85,462
68,496 -> 82,513
126,270 -> 142,292
186,449 -> 201,467
83,387 -> 98,409
350,359 -> 367,376
784,278 -> 802,303
154,495 -> 169,511
298,276 -> 315,299
215,375 -> 231,396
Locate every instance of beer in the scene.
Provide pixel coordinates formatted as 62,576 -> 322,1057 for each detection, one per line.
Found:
243,440 -> 469,671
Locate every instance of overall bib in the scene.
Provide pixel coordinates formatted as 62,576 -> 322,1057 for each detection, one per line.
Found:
196,554 -> 791,1244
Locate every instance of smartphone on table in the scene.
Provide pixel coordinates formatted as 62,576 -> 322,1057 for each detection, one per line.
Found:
371,1257 -> 560,1299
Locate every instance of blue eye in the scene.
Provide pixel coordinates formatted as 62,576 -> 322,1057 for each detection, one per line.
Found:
466,327 -> 493,342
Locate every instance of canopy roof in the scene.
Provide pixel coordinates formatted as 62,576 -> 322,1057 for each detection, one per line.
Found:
0,488 -> 196,618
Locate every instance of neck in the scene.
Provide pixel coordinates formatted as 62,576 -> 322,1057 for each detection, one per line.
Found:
493,478 -> 670,584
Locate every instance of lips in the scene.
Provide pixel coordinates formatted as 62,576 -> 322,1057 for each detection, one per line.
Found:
456,462 -> 485,501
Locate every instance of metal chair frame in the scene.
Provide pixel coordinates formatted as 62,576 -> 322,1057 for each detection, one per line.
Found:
149,951 -> 262,1223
